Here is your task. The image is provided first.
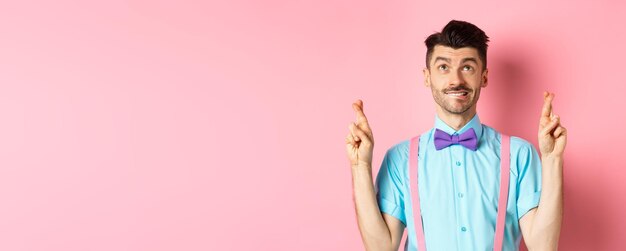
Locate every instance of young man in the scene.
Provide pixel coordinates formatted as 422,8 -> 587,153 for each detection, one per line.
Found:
345,20 -> 566,251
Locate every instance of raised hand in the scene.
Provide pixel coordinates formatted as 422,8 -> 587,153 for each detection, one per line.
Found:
345,100 -> 375,168
538,92 -> 567,157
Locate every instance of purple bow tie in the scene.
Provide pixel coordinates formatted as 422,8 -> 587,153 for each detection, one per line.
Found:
434,128 -> 478,151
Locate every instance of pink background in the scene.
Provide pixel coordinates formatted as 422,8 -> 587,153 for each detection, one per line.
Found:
0,0 -> 624,250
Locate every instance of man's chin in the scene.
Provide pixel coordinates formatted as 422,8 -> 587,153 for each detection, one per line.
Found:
443,104 -> 474,115
445,109 -> 469,115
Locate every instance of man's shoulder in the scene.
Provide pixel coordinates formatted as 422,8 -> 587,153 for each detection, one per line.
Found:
481,124 -> 537,153
383,128 -> 433,161
510,136 -> 534,149
385,139 -> 410,160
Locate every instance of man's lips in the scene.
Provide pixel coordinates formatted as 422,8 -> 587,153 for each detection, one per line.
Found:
445,90 -> 469,98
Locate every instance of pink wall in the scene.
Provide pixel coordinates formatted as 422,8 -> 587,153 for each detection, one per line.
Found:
0,0 -> 624,250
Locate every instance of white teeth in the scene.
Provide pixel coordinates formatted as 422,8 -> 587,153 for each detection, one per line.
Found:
447,92 -> 467,96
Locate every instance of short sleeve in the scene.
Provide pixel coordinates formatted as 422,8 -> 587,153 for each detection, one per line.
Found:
512,137 -> 542,220
375,147 -> 407,225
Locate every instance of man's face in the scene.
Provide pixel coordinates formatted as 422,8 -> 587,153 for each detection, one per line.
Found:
424,45 -> 488,115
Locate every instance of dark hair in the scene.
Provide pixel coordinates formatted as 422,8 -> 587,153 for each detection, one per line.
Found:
425,20 -> 490,70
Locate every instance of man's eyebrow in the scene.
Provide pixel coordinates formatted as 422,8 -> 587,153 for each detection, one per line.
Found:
461,57 -> 479,64
434,56 -> 451,63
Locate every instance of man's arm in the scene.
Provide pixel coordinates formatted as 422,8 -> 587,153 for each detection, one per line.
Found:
520,92 -> 567,251
351,166 -> 405,251
520,156 -> 563,250
346,100 -> 404,251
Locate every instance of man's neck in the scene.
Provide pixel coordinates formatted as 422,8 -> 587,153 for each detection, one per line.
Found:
435,108 -> 477,131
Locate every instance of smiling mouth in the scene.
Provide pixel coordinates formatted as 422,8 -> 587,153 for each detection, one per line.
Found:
445,91 -> 469,97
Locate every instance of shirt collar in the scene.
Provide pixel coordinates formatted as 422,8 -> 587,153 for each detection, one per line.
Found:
433,113 -> 483,141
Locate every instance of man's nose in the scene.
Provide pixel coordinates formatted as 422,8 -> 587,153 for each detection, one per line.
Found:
449,69 -> 465,85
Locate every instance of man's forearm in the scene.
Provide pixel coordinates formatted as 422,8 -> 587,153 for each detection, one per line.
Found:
528,156 -> 564,250
351,165 -> 392,251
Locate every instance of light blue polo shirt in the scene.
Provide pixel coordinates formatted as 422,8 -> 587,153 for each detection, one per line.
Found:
375,114 -> 542,251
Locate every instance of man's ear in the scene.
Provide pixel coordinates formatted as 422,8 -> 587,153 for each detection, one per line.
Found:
481,68 -> 488,88
423,68 -> 431,87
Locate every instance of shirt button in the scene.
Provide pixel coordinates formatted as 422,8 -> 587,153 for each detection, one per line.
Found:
461,227 -> 467,232
455,161 -> 461,166
458,193 -> 464,198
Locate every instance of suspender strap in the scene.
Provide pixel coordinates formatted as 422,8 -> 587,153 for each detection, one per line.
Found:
493,134 -> 510,251
408,134 -> 510,251
409,136 -> 426,251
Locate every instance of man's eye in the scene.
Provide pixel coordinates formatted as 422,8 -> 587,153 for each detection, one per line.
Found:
438,65 -> 448,71
463,65 -> 473,71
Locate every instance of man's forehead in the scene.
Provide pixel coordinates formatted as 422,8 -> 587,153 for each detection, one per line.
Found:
431,45 -> 480,60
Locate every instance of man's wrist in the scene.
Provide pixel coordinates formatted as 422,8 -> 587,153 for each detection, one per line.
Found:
541,154 -> 564,164
351,164 -> 372,171
541,155 -> 564,188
